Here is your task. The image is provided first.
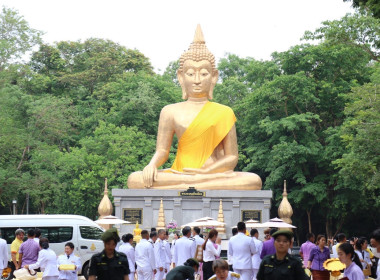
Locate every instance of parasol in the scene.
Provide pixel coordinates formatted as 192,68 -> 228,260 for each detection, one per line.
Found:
254,217 -> 296,228
95,215 -> 131,225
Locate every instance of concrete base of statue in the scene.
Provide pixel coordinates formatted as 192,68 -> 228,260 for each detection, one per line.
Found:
112,188 -> 272,239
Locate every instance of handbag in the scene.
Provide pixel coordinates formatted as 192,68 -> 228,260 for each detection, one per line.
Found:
194,244 -> 204,263
13,268 -> 38,280
363,266 -> 371,276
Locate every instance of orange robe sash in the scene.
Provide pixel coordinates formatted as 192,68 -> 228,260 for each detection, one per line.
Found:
170,102 -> 236,172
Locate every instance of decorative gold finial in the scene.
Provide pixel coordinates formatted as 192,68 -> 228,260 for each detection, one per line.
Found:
156,198 -> 166,230
216,199 -> 226,234
98,178 -> 113,229
193,24 -> 205,44
278,180 -> 293,224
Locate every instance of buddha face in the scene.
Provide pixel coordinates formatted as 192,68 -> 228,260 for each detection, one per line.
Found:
178,60 -> 218,99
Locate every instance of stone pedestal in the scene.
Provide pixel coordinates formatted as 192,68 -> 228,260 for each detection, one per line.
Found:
112,189 -> 272,239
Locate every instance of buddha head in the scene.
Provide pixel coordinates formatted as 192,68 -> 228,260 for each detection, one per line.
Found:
178,25 -> 219,100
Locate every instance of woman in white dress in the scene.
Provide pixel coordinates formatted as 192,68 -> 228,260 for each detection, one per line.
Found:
118,233 -> 136,280
24,237 -> 59,280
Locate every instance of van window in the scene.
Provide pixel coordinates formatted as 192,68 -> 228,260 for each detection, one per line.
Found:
0,227 -> 73,244
79,226 -> 103,240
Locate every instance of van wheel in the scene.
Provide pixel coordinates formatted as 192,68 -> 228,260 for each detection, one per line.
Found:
82,263 -> 89,280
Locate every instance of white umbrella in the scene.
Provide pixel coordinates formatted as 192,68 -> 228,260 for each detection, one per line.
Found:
182,218 -> 225,228
95,215 -> 131,225
195,217 -> 214,222
231,219 -> 262,228
255,217 -> 296,228
244,219 -> 261,228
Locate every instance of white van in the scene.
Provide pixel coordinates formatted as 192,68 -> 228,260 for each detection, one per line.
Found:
0,214 -> 105,278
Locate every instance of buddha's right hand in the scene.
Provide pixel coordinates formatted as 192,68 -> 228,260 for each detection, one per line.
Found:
142,164 -> 158,188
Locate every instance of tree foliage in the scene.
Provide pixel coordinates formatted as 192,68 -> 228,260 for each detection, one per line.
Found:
0,9 -> 378,237
0,6 -> 42,70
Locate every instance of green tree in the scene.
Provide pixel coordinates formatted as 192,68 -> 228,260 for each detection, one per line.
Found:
0,6 -> 42,70
344,0 -> 380,19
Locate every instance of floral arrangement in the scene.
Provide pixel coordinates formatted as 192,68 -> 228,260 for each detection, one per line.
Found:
166,220 -> 178,233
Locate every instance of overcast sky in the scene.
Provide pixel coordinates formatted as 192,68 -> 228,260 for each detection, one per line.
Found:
2,0 -> 354,73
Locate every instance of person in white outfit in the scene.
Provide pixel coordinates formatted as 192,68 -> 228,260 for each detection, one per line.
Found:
135,230 -> 156,280
0,234 -> 8,276
25,237 -> 59,280
57,242 -> 81,280
170,233 -> 180,264
370,229 -> 380,280
154,229 -> 167,280
250,229 -> 263,280
174,226 -> 196,267
228,222 -> 256,280
193,227 -> 205,247
163,231 -> 172,279
202,229 -> 221,280
119,234 -> 136,280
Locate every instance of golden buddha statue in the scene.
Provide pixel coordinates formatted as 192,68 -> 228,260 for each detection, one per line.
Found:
133,221 -> 142,243
127,25 -> 262,190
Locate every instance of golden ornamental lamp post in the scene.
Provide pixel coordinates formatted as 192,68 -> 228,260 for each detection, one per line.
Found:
278,180 -> 293,226
98,178 -> 113,230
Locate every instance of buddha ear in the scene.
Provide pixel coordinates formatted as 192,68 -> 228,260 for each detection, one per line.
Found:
177,69 -> 187,100
208,69 -> 219,100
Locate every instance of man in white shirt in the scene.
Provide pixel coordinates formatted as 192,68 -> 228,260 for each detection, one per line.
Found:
250,229 -> 263,280
119,234 -> 136,280
135,230 -> 156,280
155,229 -> 167,280
192,227 -> 204,247
370,229 -> 380,280
173,226 -> 196,267
332,233 -> 346,258
163,231 -> 172,279
149,232 -> 158,247
228,222 -> 256,280
57,242 -> 82,280
0,233 -> 8,276
228,228 -> 238,271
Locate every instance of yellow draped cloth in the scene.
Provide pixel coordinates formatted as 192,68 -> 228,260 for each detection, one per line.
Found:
170,101 -> 236,172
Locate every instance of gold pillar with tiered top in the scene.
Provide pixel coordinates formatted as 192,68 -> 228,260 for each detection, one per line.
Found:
98,178 -> 113,230
156,198 -> 166,230
278,180 -> 293,225
216,199 -> 226,238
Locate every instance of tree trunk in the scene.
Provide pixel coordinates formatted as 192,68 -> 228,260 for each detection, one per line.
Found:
306,209 -> 312,233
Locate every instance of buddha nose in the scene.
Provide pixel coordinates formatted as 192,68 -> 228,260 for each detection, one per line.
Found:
194,72 -> 201,84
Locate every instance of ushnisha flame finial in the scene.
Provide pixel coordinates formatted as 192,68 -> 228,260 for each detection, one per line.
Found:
193,24 -> 205,44
179,24 -> 216,71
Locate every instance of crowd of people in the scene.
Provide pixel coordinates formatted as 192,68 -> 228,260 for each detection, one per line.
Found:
0,224 -> 379,280
300,231 -> 380,280
0,228 -> 81,280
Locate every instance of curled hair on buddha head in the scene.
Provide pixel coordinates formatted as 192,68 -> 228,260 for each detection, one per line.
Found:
39,237 -> 49,249
338,242 -> 363,270
184,258 -> 199,269
212,259 -> 229,272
